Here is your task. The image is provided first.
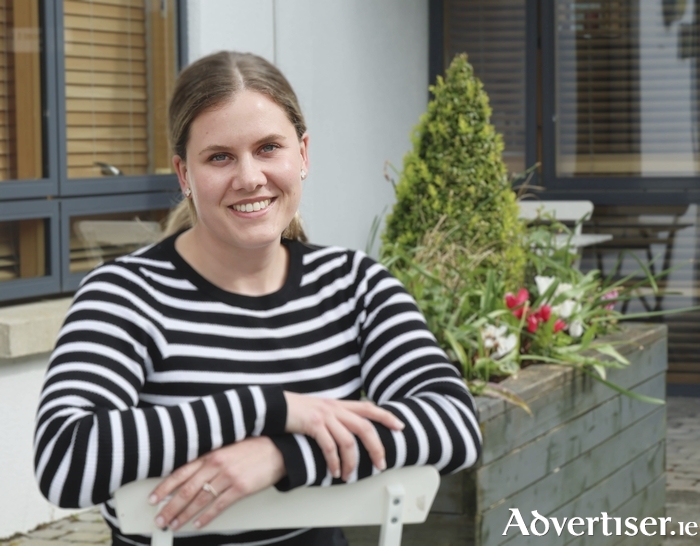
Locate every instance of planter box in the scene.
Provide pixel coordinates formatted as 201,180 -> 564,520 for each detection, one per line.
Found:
345,323 -> 667,546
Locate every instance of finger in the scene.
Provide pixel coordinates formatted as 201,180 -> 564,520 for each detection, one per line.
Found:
312,426 -> 341,479
155,470 -> 217,529
149,459 -> 203,505
338,411 -> 386,472
192,485 -> 243,530
326,417 -> 358,481
341,401 -> 405,430
169,481 -> 224,531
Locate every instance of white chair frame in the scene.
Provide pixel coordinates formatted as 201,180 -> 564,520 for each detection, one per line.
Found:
113,465 -> 440,546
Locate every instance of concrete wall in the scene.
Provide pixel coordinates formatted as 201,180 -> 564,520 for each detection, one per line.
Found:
187,0 -> 429,252
0,353 -> 78,538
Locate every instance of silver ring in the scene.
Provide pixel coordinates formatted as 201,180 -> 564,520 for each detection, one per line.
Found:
202,482 -> 219,498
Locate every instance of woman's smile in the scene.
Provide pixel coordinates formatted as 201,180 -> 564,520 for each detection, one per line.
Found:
230,198 -> 273,213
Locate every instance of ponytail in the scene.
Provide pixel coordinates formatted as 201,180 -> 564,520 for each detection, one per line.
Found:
162,198 -> 196,238
281,212 -> 308,243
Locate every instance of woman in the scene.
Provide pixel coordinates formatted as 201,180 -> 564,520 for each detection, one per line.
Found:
34,51 -> 482,545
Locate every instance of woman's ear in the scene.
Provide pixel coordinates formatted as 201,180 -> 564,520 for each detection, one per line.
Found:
173,155 -> 189,195
299,133 -> 310,175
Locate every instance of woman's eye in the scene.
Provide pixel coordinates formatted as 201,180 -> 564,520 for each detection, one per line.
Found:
261,144 -> 278,153
210,153 -> 228,162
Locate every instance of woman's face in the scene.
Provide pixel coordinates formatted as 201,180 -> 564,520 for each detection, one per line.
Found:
174,90 -> 309,253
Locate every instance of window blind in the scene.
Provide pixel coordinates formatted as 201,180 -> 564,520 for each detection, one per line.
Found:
0,0 -> 42,182
555,0 -> 700,176
444,0 -> 527,174
64,0 -> 148,178
64,0 -> 175,180
0,1 -> 14,182
0,221 -> 17,280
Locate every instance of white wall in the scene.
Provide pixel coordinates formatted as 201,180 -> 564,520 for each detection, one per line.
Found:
0,354 -> 79,538
187,0 -> 429,252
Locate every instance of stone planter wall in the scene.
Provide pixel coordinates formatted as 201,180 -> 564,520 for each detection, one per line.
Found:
345,323 -> 667,546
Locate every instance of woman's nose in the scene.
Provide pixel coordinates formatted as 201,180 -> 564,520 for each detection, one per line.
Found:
234,155 -> 266,192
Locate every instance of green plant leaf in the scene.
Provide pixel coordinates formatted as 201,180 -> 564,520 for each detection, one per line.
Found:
468,380 -> 532,415
594,344 -> 630,365
580,368 -> 665,405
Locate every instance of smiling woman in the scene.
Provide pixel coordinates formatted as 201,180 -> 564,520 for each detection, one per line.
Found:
170,90 -> 307,295
32,51 -> 482,546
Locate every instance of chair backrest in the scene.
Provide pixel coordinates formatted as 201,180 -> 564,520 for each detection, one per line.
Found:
518,200 -> 594,235
113,465 -> 441,546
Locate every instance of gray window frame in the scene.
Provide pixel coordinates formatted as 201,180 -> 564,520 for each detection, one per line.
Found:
0,0 -> 60,201
0,0 -> 188,304
0,199 -> 60,302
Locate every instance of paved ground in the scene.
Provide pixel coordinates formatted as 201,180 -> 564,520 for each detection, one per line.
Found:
2,396 -> 699,546
663,396 -> 700,546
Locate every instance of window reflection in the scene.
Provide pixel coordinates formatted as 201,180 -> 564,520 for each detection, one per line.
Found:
0,218 -> 48,281
70,209 -> 166,273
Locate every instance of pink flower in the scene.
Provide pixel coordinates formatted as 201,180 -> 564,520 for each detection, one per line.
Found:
601,289 -> 619,311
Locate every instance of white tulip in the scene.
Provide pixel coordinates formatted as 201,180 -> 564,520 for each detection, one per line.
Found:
569,320 -> 584,338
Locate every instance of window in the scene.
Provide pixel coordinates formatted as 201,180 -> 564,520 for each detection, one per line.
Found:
0,0 -> 44,182
553,1 -> 700,178
63,0 -> 176,180
0,0 -> 184,303
443,0 -> 528,175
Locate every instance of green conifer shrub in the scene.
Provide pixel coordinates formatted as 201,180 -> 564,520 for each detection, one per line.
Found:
382,54 -> 525,287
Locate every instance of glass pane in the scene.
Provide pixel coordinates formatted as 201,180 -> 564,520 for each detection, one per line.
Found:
556,0 -> 700,177
69,208 -> 167,273
0,218 -> 48,281
0,0 -> 45,181
580,204 -> 700,384
64,0 -> 178,179
445,0 -> 527,175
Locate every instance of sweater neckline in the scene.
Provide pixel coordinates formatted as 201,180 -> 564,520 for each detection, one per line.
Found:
160,231 -> 303,309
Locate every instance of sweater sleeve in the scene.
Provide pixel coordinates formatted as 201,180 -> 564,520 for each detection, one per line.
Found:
271,253 -> 482,490
33,266 -> 287,509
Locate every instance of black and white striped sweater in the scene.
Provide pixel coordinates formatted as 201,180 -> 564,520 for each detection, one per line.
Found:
34,233 -> 482,545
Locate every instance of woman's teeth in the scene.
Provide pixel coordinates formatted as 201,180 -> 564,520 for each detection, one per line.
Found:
231,199 -> 271,212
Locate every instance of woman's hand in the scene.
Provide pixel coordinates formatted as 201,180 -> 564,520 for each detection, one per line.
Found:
148,436 -> 285,531
284,392 -> 404,482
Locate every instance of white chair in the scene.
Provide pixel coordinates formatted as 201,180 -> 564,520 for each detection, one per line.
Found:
113,465 -> 440,546
518,200 -> 612,269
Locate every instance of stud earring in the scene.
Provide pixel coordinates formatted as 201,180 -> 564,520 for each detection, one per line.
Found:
184,188 -> 192,198
301,169 -> 307,180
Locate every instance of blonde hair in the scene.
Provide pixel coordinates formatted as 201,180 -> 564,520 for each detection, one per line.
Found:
163,51 -> 308,243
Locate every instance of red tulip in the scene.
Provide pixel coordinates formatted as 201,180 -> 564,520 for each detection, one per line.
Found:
537,305 -> 552,322
553,319 -> 566,333
505,288 -> 529,309
527,314 -> 539,333
513,306 -> 526,319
